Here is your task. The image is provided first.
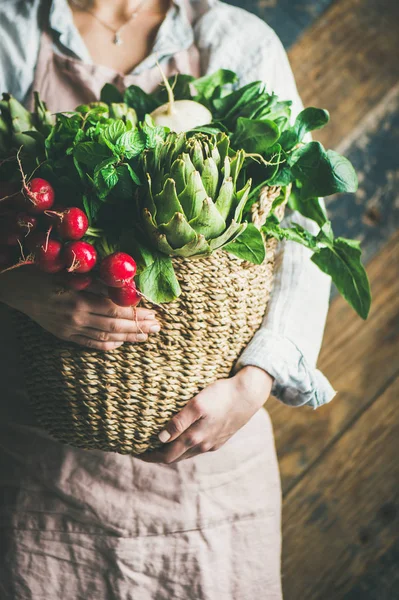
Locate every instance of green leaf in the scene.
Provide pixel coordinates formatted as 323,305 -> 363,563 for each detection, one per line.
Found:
73,142 -> 111,167
280,108 -> 330,150
193,69 -> 237,101
290,141 -> 358,200
124,163 -> 141,185
101,164 -> 119,190
93,158 -> 118,197
116,129 -> 146,158
311,238 -> 371,319
82,194 -> 101,225
124,86 -> 159,120
262,217 -> 319,251
100,83 -> 123,104
288,187 -> 328,227
224,223 -> 265,264
137,254 -> 181,303
103,120 -> 126,144
140,115 -> 169,149
232,117 -> 280,154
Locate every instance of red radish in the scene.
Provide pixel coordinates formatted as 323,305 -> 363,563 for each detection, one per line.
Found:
36,239 -> 65,273
24,178 -> 55,214
55,208 -> 89,241
99,252 -> 137,288
108,280 -> 141,307
64,241 -> 97,273
63,273 -> 93,291
0,246 -> 14,271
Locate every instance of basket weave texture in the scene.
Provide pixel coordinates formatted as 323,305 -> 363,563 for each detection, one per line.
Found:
15,187 -> 284,455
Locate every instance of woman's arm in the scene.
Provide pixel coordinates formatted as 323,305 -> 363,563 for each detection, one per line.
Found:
233,30 -> 336,408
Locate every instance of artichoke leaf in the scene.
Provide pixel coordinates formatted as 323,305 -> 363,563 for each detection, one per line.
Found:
233,179 -> 252,222
178,170 -> 208,221
153,232 -> 177,255
215,177 -> 234,221
209,220 -> 247,251
170,158 -> 187,195
201,157 -> 219,199
222,156 -> 231,180
230,150 -> 246,187
216,133 -> 230,166
191,139 -> 205,171
189,197 -> 226,240
160,212 -> 197,248
154,179 -> 184,225
143,207 -> 161,241
144,174 -> 158,216
181,152 -> 196,182
171,234 -> 211,257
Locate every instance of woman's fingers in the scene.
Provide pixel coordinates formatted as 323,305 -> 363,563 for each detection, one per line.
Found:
79,291 -> 157,321
81,314 -> 161,336
70,335 -> 125,351
80,327 -> 151,343
157,396 -> 205,443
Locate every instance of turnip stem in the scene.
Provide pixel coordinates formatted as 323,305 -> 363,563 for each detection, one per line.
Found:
156,61 -> 175,116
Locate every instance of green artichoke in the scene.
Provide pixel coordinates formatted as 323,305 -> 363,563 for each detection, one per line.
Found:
141,132 -> 251,257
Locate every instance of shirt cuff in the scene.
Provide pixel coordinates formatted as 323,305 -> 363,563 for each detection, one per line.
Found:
233,329 -> 336,409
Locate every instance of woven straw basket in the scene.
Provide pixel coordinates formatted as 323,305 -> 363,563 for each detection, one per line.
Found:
15,187 -> 284,455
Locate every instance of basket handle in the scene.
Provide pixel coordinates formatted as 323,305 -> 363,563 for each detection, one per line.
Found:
250,185 -> 290,229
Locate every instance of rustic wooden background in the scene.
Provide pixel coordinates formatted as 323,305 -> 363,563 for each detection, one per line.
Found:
227,1 -> 399,598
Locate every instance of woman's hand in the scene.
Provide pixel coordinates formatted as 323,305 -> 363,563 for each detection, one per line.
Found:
0,266 -> 160,350
139,366 -> 273,464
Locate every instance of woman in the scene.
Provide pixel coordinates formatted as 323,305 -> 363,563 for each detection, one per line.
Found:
0,1 -> 334,598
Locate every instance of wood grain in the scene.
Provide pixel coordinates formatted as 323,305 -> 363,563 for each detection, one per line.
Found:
326,84 -> 399,265
226,0 -> 334,48
288,0 -> 399,149
268,229 -> 399,493
281,374 -> 399,600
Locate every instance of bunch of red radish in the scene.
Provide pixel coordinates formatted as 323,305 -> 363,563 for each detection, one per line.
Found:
0,178 -> 140,307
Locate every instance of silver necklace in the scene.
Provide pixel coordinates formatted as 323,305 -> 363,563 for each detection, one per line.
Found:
74,0 -> 149,46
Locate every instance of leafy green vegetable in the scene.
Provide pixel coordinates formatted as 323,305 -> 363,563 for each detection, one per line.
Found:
137,253 -> 182,304
232,117 -> 280,154
225,223 -> 265,264
290,142 -> 358,200
280,107 -> 329,150
124,86 -> 159,120
73,142 -> 112,167
312,238 -> 371,319
193,69 -> 237,102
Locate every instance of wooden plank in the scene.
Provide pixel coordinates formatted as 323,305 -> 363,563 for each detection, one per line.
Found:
226,0 -> 334,48
342,540 -> 399,600
281,375 -> 399,600
327,84 -> 399,266
268,229 -> 399,493
288,0 -> 399,149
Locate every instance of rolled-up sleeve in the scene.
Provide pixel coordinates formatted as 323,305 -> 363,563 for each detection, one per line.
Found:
233,28 -> 336,408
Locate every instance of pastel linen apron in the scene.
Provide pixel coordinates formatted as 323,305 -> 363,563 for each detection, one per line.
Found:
0,10 -> 283,600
